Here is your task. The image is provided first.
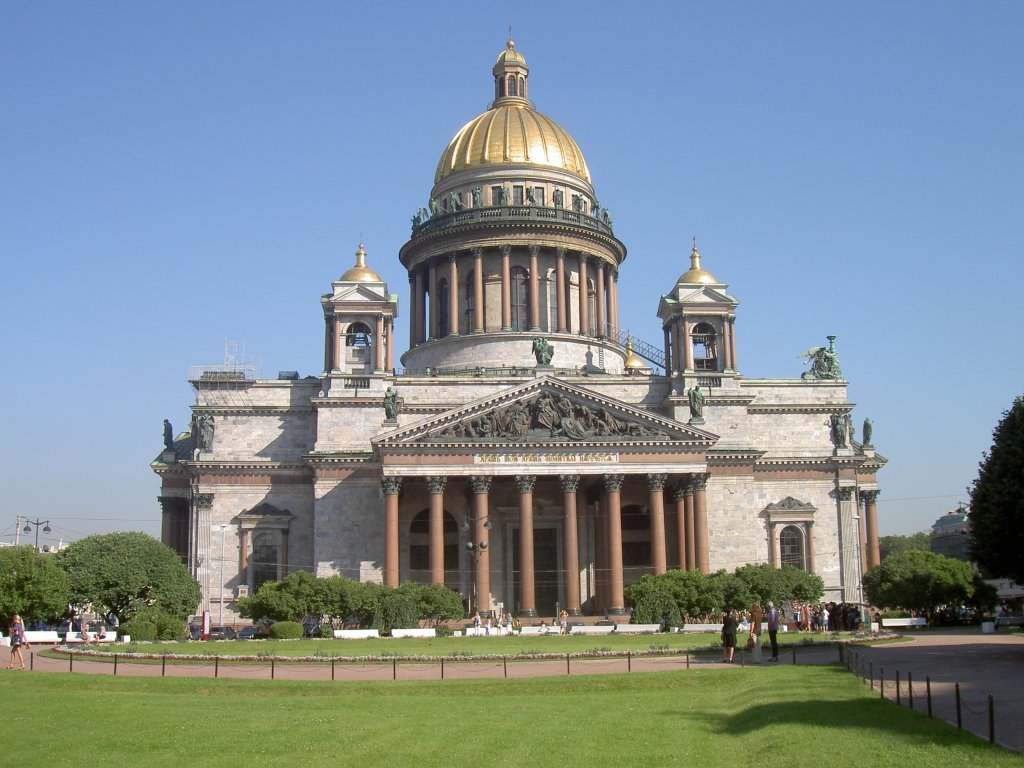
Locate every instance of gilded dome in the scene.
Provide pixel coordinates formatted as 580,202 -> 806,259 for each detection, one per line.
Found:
433,41 -> 591,185
340,243 -> 382,282
678,242 -> 718,285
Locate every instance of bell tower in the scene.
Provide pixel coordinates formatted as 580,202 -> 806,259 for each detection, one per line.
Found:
658,241 -> 740,380
321,243 -> 399,382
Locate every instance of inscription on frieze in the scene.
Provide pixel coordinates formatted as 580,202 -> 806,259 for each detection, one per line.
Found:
475,452 -> 620,464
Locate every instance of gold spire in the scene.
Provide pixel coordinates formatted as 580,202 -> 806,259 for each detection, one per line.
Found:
624,337 -> 646,371
678,238 -> 718,284
340,242 -> 383,282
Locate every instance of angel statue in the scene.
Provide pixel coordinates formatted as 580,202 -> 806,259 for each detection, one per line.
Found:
800,335 -> 842,380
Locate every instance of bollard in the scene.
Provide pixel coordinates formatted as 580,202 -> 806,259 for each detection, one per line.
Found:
628,651 -> 631,673
70,653 -> 74,673
566,653 -> 571,676
503,657 -> 507,679
162,654 -> 166,677
30,652 -> 34,672
332,659 -> 335,681
215,657 -> 219,678
441,658 -> 444,680
908,672 -> 914,710
271,658 -> 275,680
926,677 -> 932,718
114,654 -> 118,676
686,652 -> 690,670
392,658 -> 397,680
896,671 -> 901,705
989,695 -> 995,744
955,683 -> 962,729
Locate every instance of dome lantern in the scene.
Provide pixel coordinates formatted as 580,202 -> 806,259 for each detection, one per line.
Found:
492,37 -> 530,107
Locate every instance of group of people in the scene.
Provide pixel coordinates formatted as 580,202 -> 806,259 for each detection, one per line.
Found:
721,601 -> 783,664
790,602 -> 863,632
470,611 -> 521,635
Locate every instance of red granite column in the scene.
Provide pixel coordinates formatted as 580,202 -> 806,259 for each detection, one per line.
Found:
385,319 -> 394,371
528,245 -> 541,331
428,259 -> 438,340
594,493 -> 606,613
729,316 -> 738,370
517,475 -> 537,617
649,473 -> 668,575
560,475 -> 581,614
556,247 -> 568,333
409,274 -> 417,346
448,253 -> 459,336
500,245 -> 512,331
684,482 -> 696,570
595,260 -> 606,338
672,486 -> 686,569
374,314 -> 385,372
693,473 -> 710,573
722,316 -> 733,370
673,321 -> 685,374
472,476 -> 492,613
578,253 -> 590,335
382,477 -> 402,587
663,327 -> 673,376
683,318 -> 694,370
427,476 -> 447,586
605,473 -> 625,613
473,247 -> 485,333
324,315 -> 333,371
414,269 -> 425,345
334,315 -> 344,372
609,267 -> 619,334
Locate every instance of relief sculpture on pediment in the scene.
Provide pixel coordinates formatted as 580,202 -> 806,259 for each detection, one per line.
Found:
429,393 -> 664,442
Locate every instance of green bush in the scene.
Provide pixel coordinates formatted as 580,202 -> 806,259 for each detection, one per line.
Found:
121,607 -> 185,641
269,620 -> 303,639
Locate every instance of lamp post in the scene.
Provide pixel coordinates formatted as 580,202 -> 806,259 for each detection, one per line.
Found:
22,518 -> 51,552
462,516 -> 491,616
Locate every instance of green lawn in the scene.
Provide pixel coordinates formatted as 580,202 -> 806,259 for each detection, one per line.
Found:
1,666 -> 1019,767
101,631 -> 837,659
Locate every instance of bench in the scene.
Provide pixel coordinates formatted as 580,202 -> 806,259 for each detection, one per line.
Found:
615,624 -> 663,634
994,616 -> 1024,629
390,628 -> 436,639
879,617 -> 927,629
64,631 -> 118,644
24,631 -> 61,644
519,625 -> 560,636
333,629 -> 380,639
569,625 -> 615,635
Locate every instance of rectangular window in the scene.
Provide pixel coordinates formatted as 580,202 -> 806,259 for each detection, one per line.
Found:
513,186 -> 524,206
491,186 -> 503,206
533,187 -> 545,207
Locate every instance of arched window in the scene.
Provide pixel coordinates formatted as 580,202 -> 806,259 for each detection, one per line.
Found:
409,509 -> 460,587
779,525 -> 806,570
438,277 -> 450,337
518,76 -> 526,98
691,322 -> 718,371
507,75 -> 517,96
510,266 -> 528,331
346,322 -> 372,347
251,531 -> 280,592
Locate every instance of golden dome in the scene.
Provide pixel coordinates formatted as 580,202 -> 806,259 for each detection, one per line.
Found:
340,243 -> 382,282
624,338 -> 647,371
678,241 -> 718,284
434,41 -> 591,185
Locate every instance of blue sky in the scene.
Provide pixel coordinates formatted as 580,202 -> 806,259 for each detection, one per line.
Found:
2,2 -> 1022,548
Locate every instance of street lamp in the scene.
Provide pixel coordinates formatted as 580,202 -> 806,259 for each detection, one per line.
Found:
462,516 -> 491,616
22,518 -> 51,551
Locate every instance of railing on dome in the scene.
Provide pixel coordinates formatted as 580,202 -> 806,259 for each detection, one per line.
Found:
604,324 -> 666,372
400,365 -> 585,377
411,205 -> 615,238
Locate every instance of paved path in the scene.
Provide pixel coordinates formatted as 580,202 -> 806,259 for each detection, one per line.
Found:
11,629 -> 1023,752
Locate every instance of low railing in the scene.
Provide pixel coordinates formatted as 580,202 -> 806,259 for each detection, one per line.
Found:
411,205 -> 615,238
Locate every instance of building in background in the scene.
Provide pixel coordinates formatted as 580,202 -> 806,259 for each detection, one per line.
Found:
153,41 -> 885,622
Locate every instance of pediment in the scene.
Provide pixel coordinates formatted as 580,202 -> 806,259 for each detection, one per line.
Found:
374,376 -> 718,448
675,285 -> 737,305
329,283 -> 391,303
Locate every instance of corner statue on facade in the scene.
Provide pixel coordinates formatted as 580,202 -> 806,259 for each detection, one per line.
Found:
829,412 -> 851,449
687,385 -> 705,420
532,337 -> 554,366
800,335 -> 842,380
162,419 -> 174,450
193,413 -> 215,452
862,417 -> 873,446
383,387 -> 400,420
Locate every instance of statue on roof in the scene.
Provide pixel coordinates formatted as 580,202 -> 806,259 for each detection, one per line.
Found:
800,335 -> 842,380
829,413 -> 851,449
552,189 -> 564,208
532,337 -> 554,366
862,417 -> 873,446
163,419 -> 174,450
687,386 -> 705,420
383,387 -> 400,420
471,187 -> 482,208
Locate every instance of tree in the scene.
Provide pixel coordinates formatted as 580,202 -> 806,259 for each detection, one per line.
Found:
0,546 -> 69,631
879,532 -> 932,561
237,570 -> 322,623
732,563 -> 824,608
969,395 -> 1024,583
863,550 -> 982,624
56,532 -> 200,622
397,582 -> 464,623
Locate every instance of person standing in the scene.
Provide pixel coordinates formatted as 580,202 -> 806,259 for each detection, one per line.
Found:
750,602 -> 764,664
721,608 -> 738,663
766,601 -> 780,661
7,615 -> 29,670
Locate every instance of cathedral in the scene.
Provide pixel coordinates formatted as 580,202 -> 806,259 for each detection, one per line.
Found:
153,41 -> 884,622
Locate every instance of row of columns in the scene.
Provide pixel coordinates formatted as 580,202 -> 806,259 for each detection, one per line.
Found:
380,472 -> 710,615
862,490 -> 881,570
407,246 -> 621,346
324,314 -> 395,372
663,314 -> 738,374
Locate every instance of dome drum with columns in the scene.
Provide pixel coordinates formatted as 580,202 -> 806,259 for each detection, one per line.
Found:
155,39 -> 885,625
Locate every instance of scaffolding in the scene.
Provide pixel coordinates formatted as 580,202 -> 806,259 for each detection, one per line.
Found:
189,340 -> 261,409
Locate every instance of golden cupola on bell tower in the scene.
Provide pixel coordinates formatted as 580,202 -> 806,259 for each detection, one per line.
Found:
657,240 -> 740,380
492,38 -> 530,106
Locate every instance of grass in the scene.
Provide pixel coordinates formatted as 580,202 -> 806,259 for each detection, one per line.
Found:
90,631 -> 844,659
0,666 -> 1019,767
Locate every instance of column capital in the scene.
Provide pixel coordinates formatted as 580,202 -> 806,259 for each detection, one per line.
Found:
472,246 -> 483,258
515,475 -> 536,494
860,489 -> 881,503
471,475 -> 492,494
448,251 -> 458,263
555,246 -> 566,258
836,486 -> 855,501
578,251 -> 589,264
499,244 -> 511,256
603,473 -> 624,492
426,476 -> 447,494
559,474 -> 580,493
195,493 -> 214,510
528,244 -> 540,257
647,473 -> 668,491
671,484 -> 687,502
381,477 -> 403,495
690,473 -> 709,492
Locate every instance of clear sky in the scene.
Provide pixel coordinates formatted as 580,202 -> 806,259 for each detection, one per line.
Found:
2,2 -> 1022,549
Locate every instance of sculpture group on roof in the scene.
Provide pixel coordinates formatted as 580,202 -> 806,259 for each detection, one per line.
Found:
801,335 -> 843,380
